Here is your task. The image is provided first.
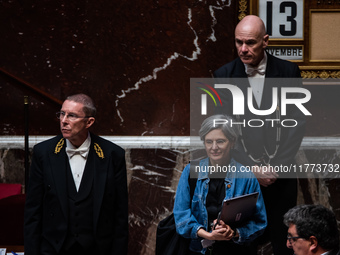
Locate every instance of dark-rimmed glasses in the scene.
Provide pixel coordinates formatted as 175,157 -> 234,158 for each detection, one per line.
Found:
56,111 -> 91,122
287,235 -> 305,244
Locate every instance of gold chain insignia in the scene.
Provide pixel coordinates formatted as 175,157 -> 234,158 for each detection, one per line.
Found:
94,143 -> 104,159
54,138 -> 65,154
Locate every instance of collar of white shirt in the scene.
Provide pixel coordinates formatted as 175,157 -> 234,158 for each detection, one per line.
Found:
65,133 -> 91,159
244,51 -> 267,77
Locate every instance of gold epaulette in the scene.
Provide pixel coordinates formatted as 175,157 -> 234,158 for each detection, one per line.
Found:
54,138 -> 104,159
54,138 -> 65,154
94,143 -> 104,159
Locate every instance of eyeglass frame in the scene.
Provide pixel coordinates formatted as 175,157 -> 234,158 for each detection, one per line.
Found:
56,111 -> 92,121
287,235 -> 306,244
204,138 -> 230,148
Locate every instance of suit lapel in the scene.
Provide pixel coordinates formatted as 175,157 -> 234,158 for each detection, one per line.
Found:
50,137 -> 69,221
90,135 -> 108,231
265,54 -> 280,78
232,58 -> 248,78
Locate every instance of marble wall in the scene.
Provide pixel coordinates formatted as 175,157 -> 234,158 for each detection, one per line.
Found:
1,0 -> 340,137
1,143 -> 340,254
0,0 -> 238,136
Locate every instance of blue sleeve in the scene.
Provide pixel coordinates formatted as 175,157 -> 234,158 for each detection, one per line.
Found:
173,164 -> 204,239
234,178 -> 267,244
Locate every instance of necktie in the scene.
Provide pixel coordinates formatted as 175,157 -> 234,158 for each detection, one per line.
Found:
65,147 -> 88,158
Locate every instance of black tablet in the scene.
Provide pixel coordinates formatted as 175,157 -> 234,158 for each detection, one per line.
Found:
218,192 -> 259,227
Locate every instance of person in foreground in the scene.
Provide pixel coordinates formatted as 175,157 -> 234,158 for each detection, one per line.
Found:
173,114 -> 267,254
214,14 -> 306,255
284,204 -> 340,255
24,94 -> 128,255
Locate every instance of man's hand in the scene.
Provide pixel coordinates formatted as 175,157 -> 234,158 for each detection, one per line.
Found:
251,165 -> 278,187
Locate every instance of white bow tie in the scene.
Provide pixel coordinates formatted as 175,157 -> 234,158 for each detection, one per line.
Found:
245,65 -> 266,76
66,147 -> 88,158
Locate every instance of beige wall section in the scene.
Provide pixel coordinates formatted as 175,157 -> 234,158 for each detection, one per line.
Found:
310,11 -> 340,61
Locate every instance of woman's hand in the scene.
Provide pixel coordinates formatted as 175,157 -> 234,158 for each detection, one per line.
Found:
213,220 -> 236,240
198,220 -> 236,241
209,227 -> 233,241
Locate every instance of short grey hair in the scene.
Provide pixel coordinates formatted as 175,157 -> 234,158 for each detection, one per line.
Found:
199,114 -> 240,142
284,204 -> 339,251
66,94 -> 97,117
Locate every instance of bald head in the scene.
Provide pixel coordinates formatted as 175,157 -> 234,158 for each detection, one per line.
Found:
234,15 -> 269,66
235,15 -> 267,38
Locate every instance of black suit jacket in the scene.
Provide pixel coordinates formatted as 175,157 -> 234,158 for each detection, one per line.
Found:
213,54 -> 306,169
329,248 -> 340,255
24,133 -> 128,255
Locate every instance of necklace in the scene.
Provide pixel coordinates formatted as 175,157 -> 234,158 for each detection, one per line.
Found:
237,105 -> 281,165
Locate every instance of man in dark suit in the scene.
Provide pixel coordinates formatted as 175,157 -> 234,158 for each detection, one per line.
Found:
284,204 -> 340,255
24,94 -> 128,255
214,15 -> 306,255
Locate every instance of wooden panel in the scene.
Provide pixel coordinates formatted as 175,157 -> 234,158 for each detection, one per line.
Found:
310,10 -> 340,61
251,0 -> 340,78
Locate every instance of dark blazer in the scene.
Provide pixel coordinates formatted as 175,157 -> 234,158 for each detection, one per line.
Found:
329,248 -> 340,255
213,54 -> 306,169
24,133 -> 128,255
214,53 -> 301,79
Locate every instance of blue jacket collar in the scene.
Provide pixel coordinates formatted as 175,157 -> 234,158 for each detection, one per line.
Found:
197,157 -> 236,182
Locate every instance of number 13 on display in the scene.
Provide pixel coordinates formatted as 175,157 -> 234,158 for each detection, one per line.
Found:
259,0 -> 304,39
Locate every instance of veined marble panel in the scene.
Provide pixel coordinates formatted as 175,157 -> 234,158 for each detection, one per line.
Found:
1,136 -> 340,254
2,135 -> 340,149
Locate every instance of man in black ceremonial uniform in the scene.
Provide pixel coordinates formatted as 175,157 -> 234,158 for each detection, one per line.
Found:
24,94 -> 128,255
214,15 -> 306,255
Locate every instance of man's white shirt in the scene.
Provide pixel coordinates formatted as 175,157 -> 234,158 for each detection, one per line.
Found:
65,135 -> 91,191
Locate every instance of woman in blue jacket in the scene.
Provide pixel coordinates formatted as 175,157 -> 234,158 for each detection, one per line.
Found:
173,115 -> 267,254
